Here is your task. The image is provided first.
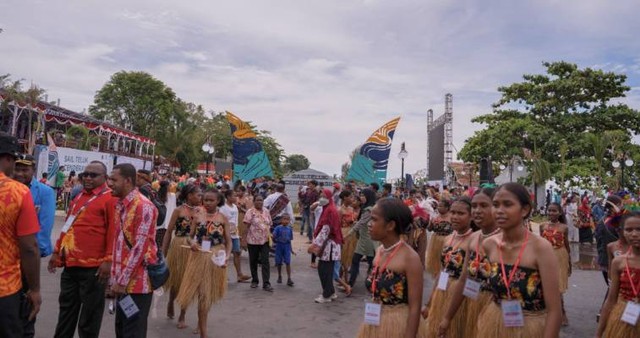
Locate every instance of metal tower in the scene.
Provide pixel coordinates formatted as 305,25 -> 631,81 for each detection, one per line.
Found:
444,93 -> 453,186
426,109 -> 433,180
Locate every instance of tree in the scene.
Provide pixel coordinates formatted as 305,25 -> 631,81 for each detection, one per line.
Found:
285,154 -> 310,173
459,61 -> 640,189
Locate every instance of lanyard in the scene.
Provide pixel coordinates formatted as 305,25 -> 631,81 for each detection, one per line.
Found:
371,241 -> 404,297
498,230 -> 530,299
625,249 -> 640,301
68,187 -> 109,219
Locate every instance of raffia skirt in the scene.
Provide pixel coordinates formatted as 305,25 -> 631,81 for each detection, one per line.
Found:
602,300 -> 640,337
553,247 -> 570,293
465,290 -> 493,337
476,301 -> 546,338
341,228 -> 357,268
176,245 -> 228,312
356,304 -> 426,338
409,228 -> 427,268
426,234 -> 446,276
165,236 -> 190,293
422,276 -> 469,338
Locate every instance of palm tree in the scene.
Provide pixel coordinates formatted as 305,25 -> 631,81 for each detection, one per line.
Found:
65,125 -> 99,151
585,132 -> 611,194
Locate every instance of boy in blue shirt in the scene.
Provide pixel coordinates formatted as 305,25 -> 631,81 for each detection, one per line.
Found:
273,214 -> 294,286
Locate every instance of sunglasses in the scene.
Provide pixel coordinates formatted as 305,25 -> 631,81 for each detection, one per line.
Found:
81,172 -> 102,178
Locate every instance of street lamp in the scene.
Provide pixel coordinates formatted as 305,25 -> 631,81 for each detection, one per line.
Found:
201,139 -> 215,175
612,156 -> 634,190
398,142 -> 408,188
500,156 -> 524,182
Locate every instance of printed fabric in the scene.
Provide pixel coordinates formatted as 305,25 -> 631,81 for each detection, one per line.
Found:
541,225 -> 566,249
195,219 -> 225,246
174,215 -> 192,237
467,250 -> 493,291
243,207 -> 272,245
619,267 -> 640,302
429,218 -> 453,236
365,269 -> 408,305
440,246 -> 466,279
488,262 -> 546,312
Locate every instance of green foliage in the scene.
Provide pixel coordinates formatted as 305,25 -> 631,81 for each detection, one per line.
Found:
285,154 -> 311,173
459,61 -> 640,190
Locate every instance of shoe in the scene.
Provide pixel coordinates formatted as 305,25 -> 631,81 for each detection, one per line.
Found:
250,282 -> 259,289
287,279 -> 294,287
263,285 -> 274,292
277,276 -> 282,284
237,275 -> 251,283
314,296 -> 332,303
330,293 -> 338,300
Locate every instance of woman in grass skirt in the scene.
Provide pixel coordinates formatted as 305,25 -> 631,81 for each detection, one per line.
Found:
176,189 -> 231,338
356,198 -> 424,338
438,187 -> 499,337
477,183 -> 561,338
539,202 -> 571,325
161,183 -> 202,328
339,190 -> 357,293
422,197 -> 474,337
426,199 -> 452,276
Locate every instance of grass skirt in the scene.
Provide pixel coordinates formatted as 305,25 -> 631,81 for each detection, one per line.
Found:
176,245 -> 227,312
603,300 -> 640,337
426,234 -> 446,276
356,304 -> 426,338
465,290 -> 493,337
476,301 -> 546,338
423,276 -> 469,338
341,228 -> 357,268
554,247 -> 570,293
409,229 -> 427,268
165,236 -> 190,293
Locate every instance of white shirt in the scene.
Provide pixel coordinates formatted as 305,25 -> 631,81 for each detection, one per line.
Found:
263,192 -> 295,222
220,203 -> 240,239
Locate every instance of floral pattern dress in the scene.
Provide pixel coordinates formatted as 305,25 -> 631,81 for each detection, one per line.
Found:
487,263 -> 546,311
365,269 -> 408,305
195,219 -> 225,246
541,225 -> 565,249
174,216 -> 192,237
467,250 -> 493,291
441,246 -> 466,278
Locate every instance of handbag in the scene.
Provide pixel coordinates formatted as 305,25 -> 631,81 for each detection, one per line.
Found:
122,233 -> 170,290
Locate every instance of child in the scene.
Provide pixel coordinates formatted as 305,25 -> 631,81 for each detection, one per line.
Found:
597,211 -> 640,337
273,213 -> 294,286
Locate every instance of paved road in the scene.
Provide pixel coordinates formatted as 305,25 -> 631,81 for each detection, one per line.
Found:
32,218 -> 605,337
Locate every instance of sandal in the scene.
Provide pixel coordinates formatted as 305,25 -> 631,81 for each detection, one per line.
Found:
287,279 -> 294,287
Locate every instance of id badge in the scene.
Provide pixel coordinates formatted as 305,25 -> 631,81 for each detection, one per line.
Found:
118,295 -> 140,319
201,240 -> 212,252
463,278 -> 481,300
501,300 -> 525,327
364,302 -> 381,326
61,216 -> 76,233
437,271 -> 449,291
621,301 -> 640,326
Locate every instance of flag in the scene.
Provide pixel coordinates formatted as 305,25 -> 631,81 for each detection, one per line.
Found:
346,117 -> 401,184
46,133 -> 60,186
226,111 -> 274,182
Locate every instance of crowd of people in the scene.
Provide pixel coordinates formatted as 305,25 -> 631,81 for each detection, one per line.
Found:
2,128 -> 640,337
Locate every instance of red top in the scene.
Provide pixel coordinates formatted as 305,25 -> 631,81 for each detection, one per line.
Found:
541,224 -> 566,249
619,266 -> 640,302
111,189 -> 158,294
54,183 -> 117,267
0,172 -> 39,297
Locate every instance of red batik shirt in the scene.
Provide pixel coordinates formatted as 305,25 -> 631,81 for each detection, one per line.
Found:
0,172 -> 39,297
54,183 -> 117,267
111,189 -> 158,294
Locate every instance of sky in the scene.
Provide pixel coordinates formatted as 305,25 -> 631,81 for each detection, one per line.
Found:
1,0 -> 640,178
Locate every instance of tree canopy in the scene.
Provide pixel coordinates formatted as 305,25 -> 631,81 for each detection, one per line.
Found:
459,61 -> 640,191
285,154 -> 311,173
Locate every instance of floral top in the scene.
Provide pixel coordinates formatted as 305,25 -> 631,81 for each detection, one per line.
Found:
243,207 -> 272,245
541,224 -> 566,249
488,263 -> 546,312
195,218 -> 225,247
468,250 -> 493,292
365,269 -> 408,305
429,218 -> 453,236
619,267 -> 640,302
312,224 -> 341,261
441,246 -> 466,279
340,208 -> 356,228
174,216 -> 192,237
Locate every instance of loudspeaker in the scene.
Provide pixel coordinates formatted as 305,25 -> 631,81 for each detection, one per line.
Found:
479,158 -> 494,184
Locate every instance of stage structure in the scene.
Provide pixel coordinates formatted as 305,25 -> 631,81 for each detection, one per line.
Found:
426,94 -> 453,185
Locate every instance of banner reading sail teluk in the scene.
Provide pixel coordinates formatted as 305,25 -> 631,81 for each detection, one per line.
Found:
226,111 -> 274,181
346,116 -> 401,184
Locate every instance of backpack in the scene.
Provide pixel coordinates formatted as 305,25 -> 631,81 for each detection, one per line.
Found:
140,185 -> 167,226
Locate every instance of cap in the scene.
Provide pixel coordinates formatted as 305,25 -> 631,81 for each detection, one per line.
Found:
0,132 -> 18,158
16,154 -> 36,166
333,182 -> 341,189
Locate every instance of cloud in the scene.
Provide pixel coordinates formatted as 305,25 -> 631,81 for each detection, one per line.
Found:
1,0 -> 639,179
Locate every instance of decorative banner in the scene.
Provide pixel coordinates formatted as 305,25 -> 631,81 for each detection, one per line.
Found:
36,144 -> 114,182
226,111 -> 274,181
347,117 -> 401,184
45,133 -> 60,187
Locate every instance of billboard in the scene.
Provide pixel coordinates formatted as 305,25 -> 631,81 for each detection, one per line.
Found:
428,123 -> 445,181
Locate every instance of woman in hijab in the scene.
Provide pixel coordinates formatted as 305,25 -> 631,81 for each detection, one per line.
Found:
309,189 -> 343,303
347,188 -> 378,288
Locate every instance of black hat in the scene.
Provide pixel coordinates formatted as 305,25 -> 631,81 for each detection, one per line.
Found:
0,132 -> 18,158
16,154 -> 36,166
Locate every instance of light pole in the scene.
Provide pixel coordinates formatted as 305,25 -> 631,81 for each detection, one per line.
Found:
612,156 -> 634,190
201,138 -> 215,175
398,142 -> 408,189
499,156 -> 524,182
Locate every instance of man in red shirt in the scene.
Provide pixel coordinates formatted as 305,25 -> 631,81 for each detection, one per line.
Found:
109,163 -> 158,338
0,132 -> 41,338
48,160 -> 117,338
